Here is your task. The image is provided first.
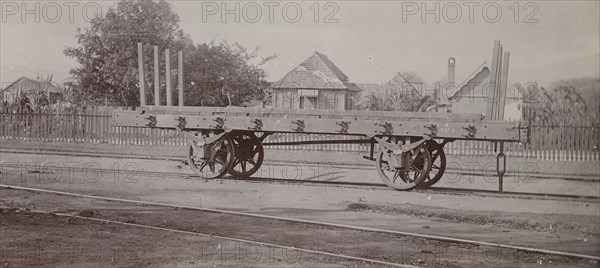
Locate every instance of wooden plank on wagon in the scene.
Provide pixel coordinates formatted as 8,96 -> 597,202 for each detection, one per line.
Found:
486,41 -> 502,120
178,51 -> 184,106
497,52 -> 510,121
154,45 -> 160,106
165,49 -> 172,106
138,43 -> 146,106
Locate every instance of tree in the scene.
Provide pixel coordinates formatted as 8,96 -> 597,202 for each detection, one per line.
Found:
354,72 -> 435,112
183,42 -> 276,107
65,0 -> 192,107
522,77 -> 600,125
65,0 -> 275,108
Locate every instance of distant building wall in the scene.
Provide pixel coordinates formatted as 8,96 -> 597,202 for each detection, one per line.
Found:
273,88 -> 347,110
2,77 -> 62,104
503,97 -> 523,121
450,77 -> 491,116
318,89 -> 346,110
273,89 -> 299,109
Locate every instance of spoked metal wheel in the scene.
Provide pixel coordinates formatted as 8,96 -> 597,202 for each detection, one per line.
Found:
376,140 -> 432,191
187,132 -> 235,179
419,140 -> 447,188
228,131 -> 264,177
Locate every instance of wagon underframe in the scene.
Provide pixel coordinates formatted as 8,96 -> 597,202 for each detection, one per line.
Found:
113,106 -> 528,192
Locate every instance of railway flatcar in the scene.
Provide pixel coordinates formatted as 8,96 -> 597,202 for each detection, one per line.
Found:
113,43 -> 528,191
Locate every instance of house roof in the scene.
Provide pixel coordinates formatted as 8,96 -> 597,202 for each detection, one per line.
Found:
4,76 -> 60,94
273,52 -> 359,91
387,72 -> 424,97
448,67 -> 490,99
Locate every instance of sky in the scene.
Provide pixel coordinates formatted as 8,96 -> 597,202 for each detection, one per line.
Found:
1,0 -> 599,89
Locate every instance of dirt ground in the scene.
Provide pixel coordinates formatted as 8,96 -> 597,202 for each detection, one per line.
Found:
1,150 -> 599,267
1,189 -> 598,268
345,202 -> 599,239
1,210 -> 363,268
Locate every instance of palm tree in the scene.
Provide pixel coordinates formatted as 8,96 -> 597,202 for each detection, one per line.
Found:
354,72 -> 436,112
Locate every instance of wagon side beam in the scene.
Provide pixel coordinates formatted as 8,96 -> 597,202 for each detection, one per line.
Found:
113,111 -> 527,142
263,139 -> 373,146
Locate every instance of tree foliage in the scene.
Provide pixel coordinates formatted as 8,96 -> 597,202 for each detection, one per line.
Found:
65,0 -> 190,107
522,77 -> 600,125
64,0 -> 274,107
183,42 -> 275,107
353,72 -> 435,112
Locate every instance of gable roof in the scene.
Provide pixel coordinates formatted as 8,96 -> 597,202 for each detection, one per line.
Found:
448,67 -> 490,99
4,76 -> 60,94
273,52 -> 359,91
387,72 -> 424,97
313,51 -> 348,82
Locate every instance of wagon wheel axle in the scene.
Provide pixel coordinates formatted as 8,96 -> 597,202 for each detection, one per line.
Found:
228,131 -> 265,177
375,138 -> 432,191
187,131 -> 235,179
418,140 -> 448,188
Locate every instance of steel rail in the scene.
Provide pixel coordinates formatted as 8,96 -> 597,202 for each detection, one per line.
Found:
2,184 -> 599,262
2,161 -> 598,201
2,148 -> 597,182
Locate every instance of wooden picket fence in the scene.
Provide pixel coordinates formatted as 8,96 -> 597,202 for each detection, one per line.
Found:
1,111 -> 598,161
0,110 -> 186,146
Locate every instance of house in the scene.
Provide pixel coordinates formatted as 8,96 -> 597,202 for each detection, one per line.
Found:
503,85 -> 524,121
271,52 -> 360,110
2,76 -> 61,104
386,72 -> 435,97
353,74 -> 436,111
446,65 -> 491,116
434,58 -> 522,120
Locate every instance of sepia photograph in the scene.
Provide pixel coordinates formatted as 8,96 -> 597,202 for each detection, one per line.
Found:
0,0 -> 599,267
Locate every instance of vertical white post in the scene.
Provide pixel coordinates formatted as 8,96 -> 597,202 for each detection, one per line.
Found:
498,51 -> 510,121
493,44 -> 503,120
154,46 -> 160,106
137,43 -> 146,106
178,51 -> 184,106
486,40 -> 501,120
165,49 -> 172,106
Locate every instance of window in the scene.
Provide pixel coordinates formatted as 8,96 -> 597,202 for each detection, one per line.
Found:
300,96 -> 318,109
298,89 -> 319,109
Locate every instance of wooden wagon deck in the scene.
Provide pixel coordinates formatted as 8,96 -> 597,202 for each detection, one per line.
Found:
114,106 -> 528,142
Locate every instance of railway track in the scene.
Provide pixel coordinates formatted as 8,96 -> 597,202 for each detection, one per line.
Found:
14,210 -> 415,267
1,184 -> 598,265
2,148 -> 597,182
3,159 -> 599,202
